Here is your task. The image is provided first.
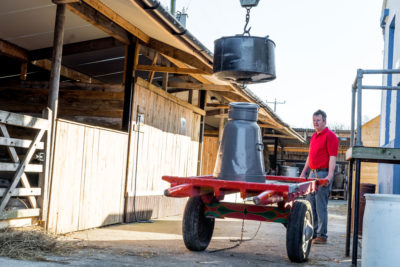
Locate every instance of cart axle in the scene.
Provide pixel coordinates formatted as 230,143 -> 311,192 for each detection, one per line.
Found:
204,202 -> 290,223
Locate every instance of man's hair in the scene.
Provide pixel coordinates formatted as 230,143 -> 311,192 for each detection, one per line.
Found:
313,109 -> 327,121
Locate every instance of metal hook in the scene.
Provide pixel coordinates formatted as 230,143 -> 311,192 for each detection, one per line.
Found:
243,7 -> 252,36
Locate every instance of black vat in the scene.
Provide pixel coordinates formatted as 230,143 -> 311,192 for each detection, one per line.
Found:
213,35 -> 276,84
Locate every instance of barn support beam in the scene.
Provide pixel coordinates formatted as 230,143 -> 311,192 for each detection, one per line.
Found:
122,40 -> 140,131
46,3 -> 67,229
48,4 -> 66,112
197,90 -> 207,175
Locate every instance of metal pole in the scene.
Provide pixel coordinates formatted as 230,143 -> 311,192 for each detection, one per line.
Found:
170,0 -> 176,15
352,159 -> 362,265
345,160 -> 354,257
362,69 -> 400,74
362,85 -> 400,90
356,69 -> 363,146
350,87 -> 356,147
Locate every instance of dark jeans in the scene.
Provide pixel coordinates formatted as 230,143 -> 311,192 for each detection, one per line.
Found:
306,170 -> 332,239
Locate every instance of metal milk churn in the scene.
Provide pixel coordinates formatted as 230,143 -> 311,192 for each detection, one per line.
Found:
213,102 -> 266,183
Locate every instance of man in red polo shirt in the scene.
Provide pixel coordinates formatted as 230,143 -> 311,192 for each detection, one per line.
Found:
300,109 -> 339,244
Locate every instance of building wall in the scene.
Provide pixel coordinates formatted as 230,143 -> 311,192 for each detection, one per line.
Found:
379,2 -> 400,194
361,116 -> 380,190
48,78 -> 202,233
124,78 -> 201,222
48,120 -> 128,233
201,136 -> 219,175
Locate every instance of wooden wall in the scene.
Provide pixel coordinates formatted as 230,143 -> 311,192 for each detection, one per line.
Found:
46,77 -> 204,230
360,115 -> 380,191
124,78 -> 202,221
47,120 -> 127,233
201,136 -> 219,175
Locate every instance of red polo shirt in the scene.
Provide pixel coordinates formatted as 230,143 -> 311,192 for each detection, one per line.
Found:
309,127 -> 339,169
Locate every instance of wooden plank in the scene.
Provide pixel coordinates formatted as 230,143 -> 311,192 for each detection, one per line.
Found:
259,123 -> 279,128
29,37 -> 123,60
0,80 -> 124,92
263,133 -> 297,139
0,125 -> 38,208
0,218 -> 33,229
207,104 -> 229,108
147,39 -> 213,74
0,104 -> 123,118
164,55 -> 213,85
206,109 -> 228,117
0,163 -> 43,173
0,188 -> 41,197
53,0 -> 80,4
204,129 -> 218,136
67,2 -> 131,45
0,39 -> 28,61
168,82 -> 232,92
31,59 -> 101,83
162,72 -> 168,91
20,63 -> 28,80
147,52 -> 159,83
216,91 -> 248,103
39,108 -> 52,227
136,78 -> 205,116
0,209 -> 40,220
0,129 -> 45,212
79,0 -> 149,43
201,136 -> 219,175
0,86 -> 123,100
346,146 -> 400,163
0,110 -> 49,130
0,136 -> 44,149
47,121 -> 85,233
136,65 -> 207,75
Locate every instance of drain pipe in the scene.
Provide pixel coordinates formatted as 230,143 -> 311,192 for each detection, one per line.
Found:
170,0 -> 176,15
140,0 -> 213,62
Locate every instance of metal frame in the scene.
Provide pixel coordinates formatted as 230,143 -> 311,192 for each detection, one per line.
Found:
347,68 -> 400,265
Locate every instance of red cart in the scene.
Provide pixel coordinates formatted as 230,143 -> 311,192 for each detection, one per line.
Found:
162,175 -> 329,263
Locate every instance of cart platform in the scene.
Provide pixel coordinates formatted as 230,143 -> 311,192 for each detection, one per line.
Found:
163,175 -> 329,205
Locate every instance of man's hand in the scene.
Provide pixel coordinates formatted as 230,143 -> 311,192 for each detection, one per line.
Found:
323,176 -> 333,187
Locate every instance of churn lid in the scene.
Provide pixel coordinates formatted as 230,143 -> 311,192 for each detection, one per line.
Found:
228,102 -> 259,121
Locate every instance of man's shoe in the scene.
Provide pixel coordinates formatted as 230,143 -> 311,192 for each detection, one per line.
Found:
312,237 -> 327,244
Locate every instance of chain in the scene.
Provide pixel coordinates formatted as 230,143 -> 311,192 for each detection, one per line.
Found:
243,7 -> 252,36
207,202 -> 262,253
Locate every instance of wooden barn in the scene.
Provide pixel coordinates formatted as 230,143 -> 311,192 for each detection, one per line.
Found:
0,0 -> 303,233
358,116 -> 380,191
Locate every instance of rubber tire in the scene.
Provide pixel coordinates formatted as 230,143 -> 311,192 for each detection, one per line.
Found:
182,196 -> 215,251
286,200 -> 313,263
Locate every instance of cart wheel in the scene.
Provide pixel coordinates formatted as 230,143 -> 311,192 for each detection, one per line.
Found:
286,200 -> 313,263
182,196 -> 215,251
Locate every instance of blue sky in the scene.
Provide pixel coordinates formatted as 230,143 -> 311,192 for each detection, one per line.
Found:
160,0 -> 384,129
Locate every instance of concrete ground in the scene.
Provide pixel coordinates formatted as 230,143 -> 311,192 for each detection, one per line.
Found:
0,200 -> 359,266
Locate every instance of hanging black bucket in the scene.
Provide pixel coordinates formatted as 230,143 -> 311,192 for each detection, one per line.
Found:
213,35 -> 276,84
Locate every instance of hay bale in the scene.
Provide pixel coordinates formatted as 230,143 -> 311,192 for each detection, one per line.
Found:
0,227 -> 82,261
